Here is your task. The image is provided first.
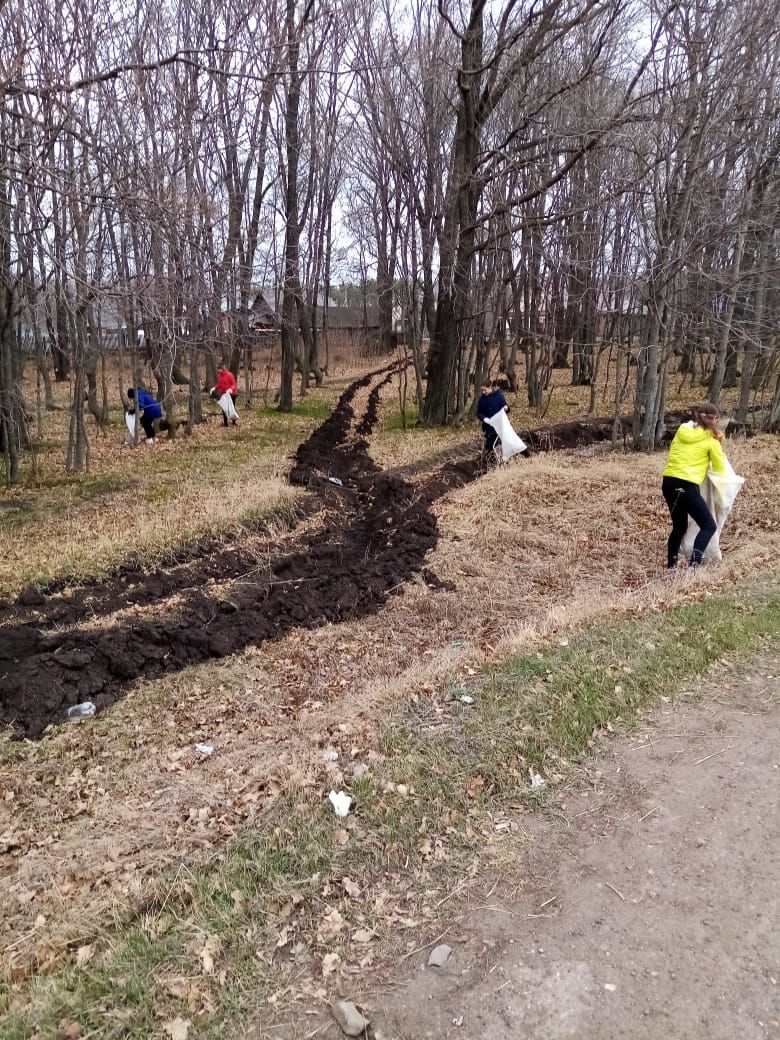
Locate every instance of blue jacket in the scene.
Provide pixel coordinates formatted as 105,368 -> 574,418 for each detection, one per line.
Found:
135,388 -> 162,420
477,389 -> 507,430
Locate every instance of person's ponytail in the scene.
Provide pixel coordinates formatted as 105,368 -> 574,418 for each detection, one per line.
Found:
692,403 -> 724,442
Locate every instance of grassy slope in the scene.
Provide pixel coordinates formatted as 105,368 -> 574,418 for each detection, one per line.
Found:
1,398 -> 334,596
3,352 -> 753,598
2,362 -> 777,1035
1,585 -> 777,1039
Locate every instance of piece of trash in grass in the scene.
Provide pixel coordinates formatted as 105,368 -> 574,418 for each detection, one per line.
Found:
450,640 -> 465,647
459,694 -> 475,705
195,743 -> 214,758
530,771 -> 547,790
323,747 -> 339,763
329,790 -> 352,817
328,476 -> 344,486
65,702 -> 96,720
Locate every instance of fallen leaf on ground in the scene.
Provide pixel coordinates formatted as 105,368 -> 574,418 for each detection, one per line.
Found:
163,1017 -> 191,1040
341,877 -> 361,898
197,935 -> 222,975
164,979 -> 189,1000
56,1021 -> 83,1040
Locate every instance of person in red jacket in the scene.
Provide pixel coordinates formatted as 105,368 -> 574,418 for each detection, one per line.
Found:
211,368 -> 239,426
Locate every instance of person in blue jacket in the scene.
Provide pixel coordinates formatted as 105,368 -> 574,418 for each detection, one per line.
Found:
127,386 -> 163,444
476,382 -> 509,453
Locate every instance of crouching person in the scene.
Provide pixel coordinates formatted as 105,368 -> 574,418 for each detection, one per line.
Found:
126,386 -> 163,445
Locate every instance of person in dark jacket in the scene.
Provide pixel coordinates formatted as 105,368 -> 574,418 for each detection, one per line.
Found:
127,387 -> 163,444
476,383 -> 509,453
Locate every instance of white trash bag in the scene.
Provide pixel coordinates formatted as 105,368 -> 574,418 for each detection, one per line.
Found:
217,391 -> 239,423
485,409 -> 527,460
124,411 -> 138,444
680,460 -> 744,562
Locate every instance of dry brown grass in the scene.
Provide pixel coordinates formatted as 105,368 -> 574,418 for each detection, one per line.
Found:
2,469 -> 302,596
2,422 -> 778,987
3,348 -> 753,598
1,354 -> 778,1036
1,370 -> 347,596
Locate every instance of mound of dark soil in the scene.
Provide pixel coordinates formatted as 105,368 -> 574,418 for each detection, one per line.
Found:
0,366 -> 473,738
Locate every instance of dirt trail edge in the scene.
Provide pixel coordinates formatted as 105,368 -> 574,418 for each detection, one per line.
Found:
0,366 -> 478,738
369,651 -> 780,1040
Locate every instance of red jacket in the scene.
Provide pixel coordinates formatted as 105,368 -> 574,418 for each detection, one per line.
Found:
215,369 -> 237,396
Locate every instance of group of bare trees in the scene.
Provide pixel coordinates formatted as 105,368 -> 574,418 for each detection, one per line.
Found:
353,0 -> 779,436
1,0 -> 778,483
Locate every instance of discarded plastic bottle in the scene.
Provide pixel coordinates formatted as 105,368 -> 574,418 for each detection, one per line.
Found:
65,702 -> 96,720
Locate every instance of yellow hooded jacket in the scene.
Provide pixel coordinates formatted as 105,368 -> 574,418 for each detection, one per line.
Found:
663,422 -> 727,485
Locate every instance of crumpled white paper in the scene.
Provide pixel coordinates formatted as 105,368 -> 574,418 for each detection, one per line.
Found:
328,790 -> 352,817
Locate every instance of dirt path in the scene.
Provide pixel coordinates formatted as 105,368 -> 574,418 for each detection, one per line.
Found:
370,650 -> 780,1040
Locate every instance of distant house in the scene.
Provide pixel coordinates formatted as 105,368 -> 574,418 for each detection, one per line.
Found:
248,290 -> 276,332
322,304 -> 379,331
321,304 -> 381,353
219,292 -> 386,355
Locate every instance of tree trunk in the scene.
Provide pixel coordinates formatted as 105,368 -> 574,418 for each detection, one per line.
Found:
279,0 -> 309,413
423,6 -> 483,425
66,364 -> 89,473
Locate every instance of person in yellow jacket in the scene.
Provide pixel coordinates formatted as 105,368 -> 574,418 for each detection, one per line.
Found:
662,403 -> 729,569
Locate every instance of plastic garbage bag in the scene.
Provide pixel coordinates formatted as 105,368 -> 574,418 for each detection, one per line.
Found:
485,409 -> 527,460
680,460 -> 744,562
124,411 -> 138,444
217,391 -> 239,422
66,702 -> 96,719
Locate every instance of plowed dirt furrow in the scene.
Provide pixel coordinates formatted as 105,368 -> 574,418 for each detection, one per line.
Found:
0,366 -> 475,737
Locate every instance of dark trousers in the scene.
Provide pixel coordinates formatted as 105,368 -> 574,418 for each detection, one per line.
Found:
482,424 -> 498,452
662,476 -> 717,567
140,414 -> 157,440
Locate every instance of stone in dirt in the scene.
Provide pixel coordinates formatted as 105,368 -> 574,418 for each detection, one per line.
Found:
331,999 -> 369,1036
427,943 -> 453,967
17,585 -> 45,606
